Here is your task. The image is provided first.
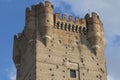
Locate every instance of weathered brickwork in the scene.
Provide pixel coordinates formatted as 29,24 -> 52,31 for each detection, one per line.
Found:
13,1 -> 107,80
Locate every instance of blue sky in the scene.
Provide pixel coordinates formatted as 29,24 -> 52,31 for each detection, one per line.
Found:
0,0 -> 120,80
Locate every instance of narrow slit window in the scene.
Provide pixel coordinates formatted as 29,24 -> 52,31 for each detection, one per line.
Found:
70,69 -> 76,78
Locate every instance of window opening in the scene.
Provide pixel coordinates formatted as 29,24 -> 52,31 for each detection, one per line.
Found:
70,69 -> 76,78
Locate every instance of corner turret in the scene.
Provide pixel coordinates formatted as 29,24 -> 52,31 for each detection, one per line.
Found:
85,12 -> 105,55
38,1 -> 54,46
24,1 -> 54,46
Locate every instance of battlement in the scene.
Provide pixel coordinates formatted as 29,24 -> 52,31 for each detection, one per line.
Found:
54,13 -> 87,33
25,1 -> 53,23
85,12 -> 102,24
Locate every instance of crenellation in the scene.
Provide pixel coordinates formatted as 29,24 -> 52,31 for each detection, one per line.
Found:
75,17 -> 80,23
55,21 -> 87,33
92,12 -> 99,18
68,16 -> 73,22
54,13 -> 87,34
45,1 -> 52,7
62,14 -> 67,21
54,13 -> 60,21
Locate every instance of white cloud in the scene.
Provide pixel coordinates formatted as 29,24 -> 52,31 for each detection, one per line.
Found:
5,66 -> 16,80
107,75 -> 116,80
107,75 -> 115,80
8,71 -> 16,80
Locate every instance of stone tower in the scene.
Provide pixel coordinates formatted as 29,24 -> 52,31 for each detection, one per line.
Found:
13,1 -> 107,80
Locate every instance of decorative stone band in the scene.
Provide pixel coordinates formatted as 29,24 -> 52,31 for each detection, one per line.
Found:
92,45 -> 100,49
55,21 -> 88,33
42,35 -> 52,40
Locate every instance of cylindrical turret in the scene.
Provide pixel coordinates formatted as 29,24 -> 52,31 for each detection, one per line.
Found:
25,1 -> 54,45
85,13 -> 106,77
85,12 -> 105,54
36,1 -> 54,45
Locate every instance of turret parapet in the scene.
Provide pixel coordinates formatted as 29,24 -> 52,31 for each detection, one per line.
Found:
45,1 -> 53,8
92,12 -> 99,18
85,13 -> 90,19
25,1 -> 53,24
54,13 -> 87,33
85,12 -> 101,24
85,12 -> 105,54
68,16 -> 73,22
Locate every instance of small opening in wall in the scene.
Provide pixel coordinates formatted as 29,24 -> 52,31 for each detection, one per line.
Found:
75,36 -> 78,40
81,58 -> 84,63
51,44 -> 54,46
68,24 -> 71,31
97,63 -> 99,66
49,68 -> 52,71
65,58 -> 67,60
79,26 -> 81,31
92,57 -> 94,60
100,68 -> 104,73
63,70 -> 65,72
51,74 -> 54,76
70,69 -> 76,78
66,46 -> 68,49
61,22 -> 63,29
65,23 -> 67,30
96,75 -> 98,78
40,69 -> 42,71
76,42 -> 79,45
56,65 -> 59,69
51,40 -> 53,43
56,22 -> 60,28
63,76 -> 65,78
87,69 -> 89,72
48,55 -> 51,57
82,73 -> 85,76
47,20 -> 49,22
65,52 -> 68,54
59,40 -> 62,44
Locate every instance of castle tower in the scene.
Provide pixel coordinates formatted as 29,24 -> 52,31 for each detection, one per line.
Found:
13,1 -> 107,80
